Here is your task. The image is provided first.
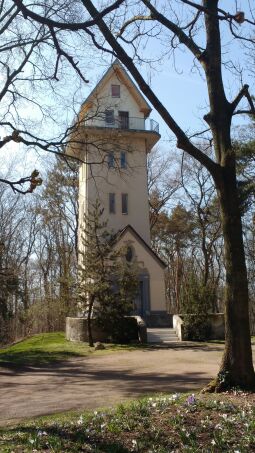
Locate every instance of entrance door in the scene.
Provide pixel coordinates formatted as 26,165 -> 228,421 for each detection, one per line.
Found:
118,111 -> 129,129
134,281 -> 144,317
133,275 -> 150,318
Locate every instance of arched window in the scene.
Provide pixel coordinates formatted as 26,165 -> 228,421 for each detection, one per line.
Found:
125,246 -> 133,262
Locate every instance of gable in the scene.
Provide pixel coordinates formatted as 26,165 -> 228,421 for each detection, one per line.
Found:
80,60 -> 152,119
114,225 -> 166,270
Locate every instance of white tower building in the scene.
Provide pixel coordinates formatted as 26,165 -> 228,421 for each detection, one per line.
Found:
69,60 -> 169,327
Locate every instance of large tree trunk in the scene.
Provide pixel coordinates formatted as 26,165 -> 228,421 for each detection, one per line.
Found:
201,0 -> 255,391
211,167 -> 255,390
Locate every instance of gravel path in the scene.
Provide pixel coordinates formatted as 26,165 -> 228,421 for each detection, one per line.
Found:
0,343 -> 226,425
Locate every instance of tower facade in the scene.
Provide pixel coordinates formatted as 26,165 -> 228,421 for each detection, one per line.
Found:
69,60 -> 169,327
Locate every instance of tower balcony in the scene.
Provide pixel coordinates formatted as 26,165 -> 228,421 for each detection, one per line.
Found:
82,115 -> 160,152
84,115 -> 159,134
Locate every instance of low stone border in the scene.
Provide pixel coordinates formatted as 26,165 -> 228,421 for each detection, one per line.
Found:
173,313 -> 225,341
66,316 -> 148,344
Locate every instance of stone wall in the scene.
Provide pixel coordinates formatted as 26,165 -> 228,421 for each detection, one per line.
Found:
66,317 -> 107,342
173,313 -> 225,341
66,316 -> 147,343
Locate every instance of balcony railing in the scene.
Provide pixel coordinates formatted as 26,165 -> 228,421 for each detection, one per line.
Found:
85,115 -> 159,134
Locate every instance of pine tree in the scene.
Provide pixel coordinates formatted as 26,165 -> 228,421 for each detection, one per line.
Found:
78,201 -> 138,346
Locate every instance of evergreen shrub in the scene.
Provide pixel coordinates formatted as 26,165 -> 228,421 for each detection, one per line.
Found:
180,273 -> 216,341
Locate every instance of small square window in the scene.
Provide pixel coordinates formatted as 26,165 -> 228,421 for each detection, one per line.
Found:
111,84 -> 120,98
122,193 -> 128,214
120,151 -> 126,169
109,193 -> 116,214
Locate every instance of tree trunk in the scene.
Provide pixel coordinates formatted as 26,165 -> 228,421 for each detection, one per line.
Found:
87,295 -> 94,347
211,167 -> 255,391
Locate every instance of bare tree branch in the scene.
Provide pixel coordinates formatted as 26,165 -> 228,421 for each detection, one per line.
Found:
12,0 -> 126,31
231,84 -> 255,115
0,170 -> 42,194
140,0 -> 203,60
49,26 -> 89,83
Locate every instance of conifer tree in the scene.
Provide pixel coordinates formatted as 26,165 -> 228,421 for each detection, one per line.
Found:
78,201 -> 138,346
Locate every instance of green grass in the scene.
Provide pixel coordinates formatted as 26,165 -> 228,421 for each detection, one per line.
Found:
0,332 -> 146,366
0,332 -> 253,367
1,392 -> 255,452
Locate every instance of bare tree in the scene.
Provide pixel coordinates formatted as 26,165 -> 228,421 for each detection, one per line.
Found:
148,147 -> 181,230
181,153 -> 222,288
0,0 -> 91,191
4,0 -> 255,389
0,182 -> 39,342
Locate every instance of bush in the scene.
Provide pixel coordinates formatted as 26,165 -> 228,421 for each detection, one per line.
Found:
112,317 -> 138,343
97,315 -> 138,344
182,313 -> 211,341
180,273 -> 215,341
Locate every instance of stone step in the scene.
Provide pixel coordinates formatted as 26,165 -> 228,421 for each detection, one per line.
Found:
147,329 -> 177,335
148,334 -> 177,339
147,328 -> 179,343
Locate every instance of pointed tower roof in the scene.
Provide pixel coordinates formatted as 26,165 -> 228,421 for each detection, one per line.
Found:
81,59 -> 152,118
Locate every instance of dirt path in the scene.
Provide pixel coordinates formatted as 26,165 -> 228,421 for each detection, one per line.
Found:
0,343 -> 226,425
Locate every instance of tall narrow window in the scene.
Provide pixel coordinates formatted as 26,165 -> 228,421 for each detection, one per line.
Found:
108,152 -> 114,168
118,111 -> 129,129
105,109 -> 114,125
111,84 -> 120,97
120,151 -> 126,169
122,193 -> 128,214
109,193 -> 116,214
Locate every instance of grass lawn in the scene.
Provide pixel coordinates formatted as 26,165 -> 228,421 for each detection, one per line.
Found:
1,392 -> 255,452
0,332 -> 146,366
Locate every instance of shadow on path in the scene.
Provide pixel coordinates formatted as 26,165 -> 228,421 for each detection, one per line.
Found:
0,346 -> 222,423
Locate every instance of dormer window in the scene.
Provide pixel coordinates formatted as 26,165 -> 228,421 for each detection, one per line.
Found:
111,84 -> 120,98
